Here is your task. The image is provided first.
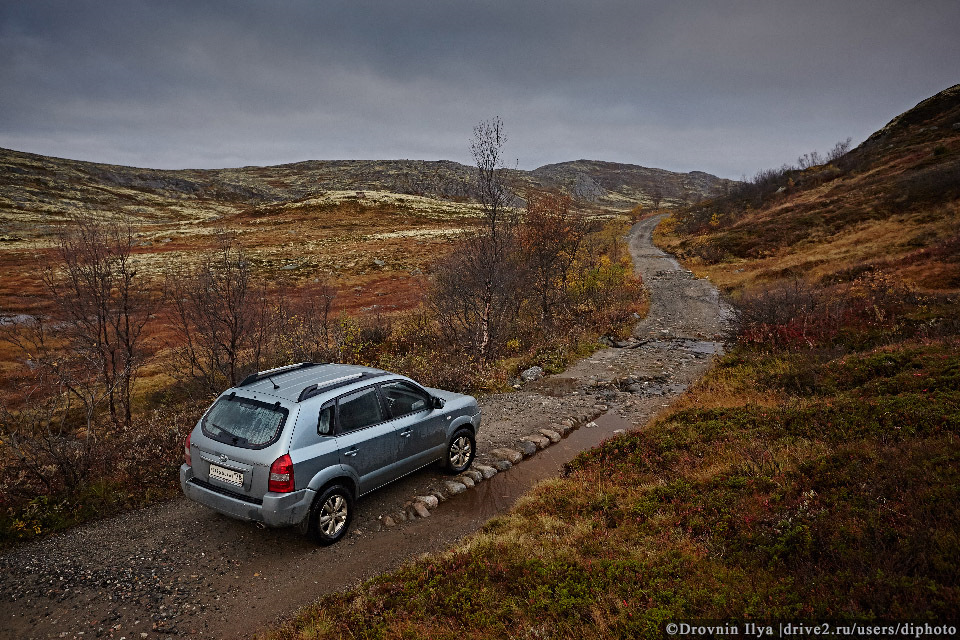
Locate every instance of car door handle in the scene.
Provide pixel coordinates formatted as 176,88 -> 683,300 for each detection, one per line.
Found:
399,429 -> 412,438
344,448 -> 359,457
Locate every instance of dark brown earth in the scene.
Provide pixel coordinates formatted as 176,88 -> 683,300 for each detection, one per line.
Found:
0,215 -> 730,640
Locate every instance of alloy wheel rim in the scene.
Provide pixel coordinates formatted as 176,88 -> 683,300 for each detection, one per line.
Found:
450,436 -> 472,468
319,494 -> 347,537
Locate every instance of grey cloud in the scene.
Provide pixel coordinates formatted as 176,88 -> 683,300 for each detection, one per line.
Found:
1,0 -> 958,177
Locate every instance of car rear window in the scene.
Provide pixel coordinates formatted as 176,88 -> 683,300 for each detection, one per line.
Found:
202,395 -> 288,448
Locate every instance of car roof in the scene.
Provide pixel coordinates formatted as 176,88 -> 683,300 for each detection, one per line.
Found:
234,363 -> 393,404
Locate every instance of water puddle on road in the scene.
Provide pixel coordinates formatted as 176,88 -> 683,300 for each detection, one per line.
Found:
445,412 -> 634,519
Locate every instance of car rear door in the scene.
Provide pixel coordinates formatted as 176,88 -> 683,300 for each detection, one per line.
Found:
333,385 -> 404,495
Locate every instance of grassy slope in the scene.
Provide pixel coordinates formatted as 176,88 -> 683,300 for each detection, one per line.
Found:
655,84 -> 960,295
266,88 -> 960,639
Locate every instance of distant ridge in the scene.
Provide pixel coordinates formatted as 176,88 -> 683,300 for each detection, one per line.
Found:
0,147 -> 736,230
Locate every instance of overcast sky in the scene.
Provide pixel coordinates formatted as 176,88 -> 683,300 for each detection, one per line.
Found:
1,1 -> 958,179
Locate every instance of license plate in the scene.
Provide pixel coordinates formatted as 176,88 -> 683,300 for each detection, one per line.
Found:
209,463 -> 243,487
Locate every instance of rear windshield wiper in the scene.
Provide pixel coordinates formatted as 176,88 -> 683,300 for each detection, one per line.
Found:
211,424 -> 249,446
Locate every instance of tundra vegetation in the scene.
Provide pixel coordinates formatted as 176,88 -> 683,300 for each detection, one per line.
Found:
0,120 -> 645,546
267,89 -> 960,638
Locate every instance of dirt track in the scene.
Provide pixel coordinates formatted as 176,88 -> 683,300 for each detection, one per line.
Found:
0,215 -> 730,639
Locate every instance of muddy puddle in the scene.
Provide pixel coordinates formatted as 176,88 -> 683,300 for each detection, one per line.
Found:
443,412 -> 633,519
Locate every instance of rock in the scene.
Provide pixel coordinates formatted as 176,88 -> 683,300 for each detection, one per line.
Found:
585,421 -> 598,428
594,404 -> 608,411
382,516 -> 396,528
492,459 -> 513,471
430,490 -> 447,503
458,475 -> 475,488
413,502 -> 431,518
415,495 -> 439,509
520,366 -> 544,382
372,258 -> 386,267
490,447 -> 523,464
444,480 -> 467,495
539,428 -> 561,443
462,469 -> 483,483
519,440 -> 538,457
953,122 -> 960,131
525,434 -> 551,450
474,463 -> 498,479
554,422 -> 574,436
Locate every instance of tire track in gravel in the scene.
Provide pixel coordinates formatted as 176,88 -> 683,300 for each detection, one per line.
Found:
0,214 -> 730,640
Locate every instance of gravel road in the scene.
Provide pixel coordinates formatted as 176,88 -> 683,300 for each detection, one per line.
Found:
0,215 -> 730,639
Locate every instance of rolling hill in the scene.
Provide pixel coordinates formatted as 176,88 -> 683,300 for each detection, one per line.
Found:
0,147 -> 735,244
658,83 -> 960,294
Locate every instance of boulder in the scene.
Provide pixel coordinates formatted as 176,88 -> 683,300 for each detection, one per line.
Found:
491,447 -> 523,464
444,480 -> 467,495
474,463 -> 498,479
415,495 -> 439,509
539,428 -> 561,443
525,434 -> 551,450
519,440 -> 538,457
492,459 -> 513,471
458,475 -> 475,488
413,502 -> 431,518
520,366 -> 544,382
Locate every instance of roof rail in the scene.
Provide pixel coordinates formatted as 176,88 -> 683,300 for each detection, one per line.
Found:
297,371 -> 387,402
238,362 -> 325,388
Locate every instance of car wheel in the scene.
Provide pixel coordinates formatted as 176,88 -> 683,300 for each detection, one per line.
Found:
306,484 -> 353,545
445,429 -> 475,474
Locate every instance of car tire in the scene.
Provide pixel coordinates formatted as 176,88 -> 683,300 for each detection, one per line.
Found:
444,429 -> 475,474
306,484 -> 353,546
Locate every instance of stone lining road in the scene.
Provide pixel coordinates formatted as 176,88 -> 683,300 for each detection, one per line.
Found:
0,215 -> 730,639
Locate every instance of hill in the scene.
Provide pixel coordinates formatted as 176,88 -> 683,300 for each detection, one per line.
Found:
657,83 -> 960,294
0,148 -> 735,245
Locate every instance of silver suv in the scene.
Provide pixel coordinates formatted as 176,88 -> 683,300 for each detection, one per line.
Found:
180,362 -> 481,544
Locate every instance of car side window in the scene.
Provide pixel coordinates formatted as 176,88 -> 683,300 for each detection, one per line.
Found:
336,386 -> 386,433
380,380 -> 431,418
317,404 -> 334,436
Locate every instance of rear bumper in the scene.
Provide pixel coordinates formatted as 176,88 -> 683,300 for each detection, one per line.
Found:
180,464 -> 315,527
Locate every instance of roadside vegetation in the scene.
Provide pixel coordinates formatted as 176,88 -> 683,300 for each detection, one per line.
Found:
267,278 -> 960,640
0,120 -> 645,547
266,90 -> 960,638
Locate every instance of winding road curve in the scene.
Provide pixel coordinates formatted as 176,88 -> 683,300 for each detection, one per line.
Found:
0,215 -> 730,639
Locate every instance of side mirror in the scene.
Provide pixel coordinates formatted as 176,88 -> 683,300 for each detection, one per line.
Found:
432,396 -> 445,409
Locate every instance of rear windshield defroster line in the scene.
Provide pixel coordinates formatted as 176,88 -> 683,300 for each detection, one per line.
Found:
201,395 -> 289,449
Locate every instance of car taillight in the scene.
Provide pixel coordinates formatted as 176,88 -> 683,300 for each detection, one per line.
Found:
269,453 -> 295,493
184,431 -> 192,467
